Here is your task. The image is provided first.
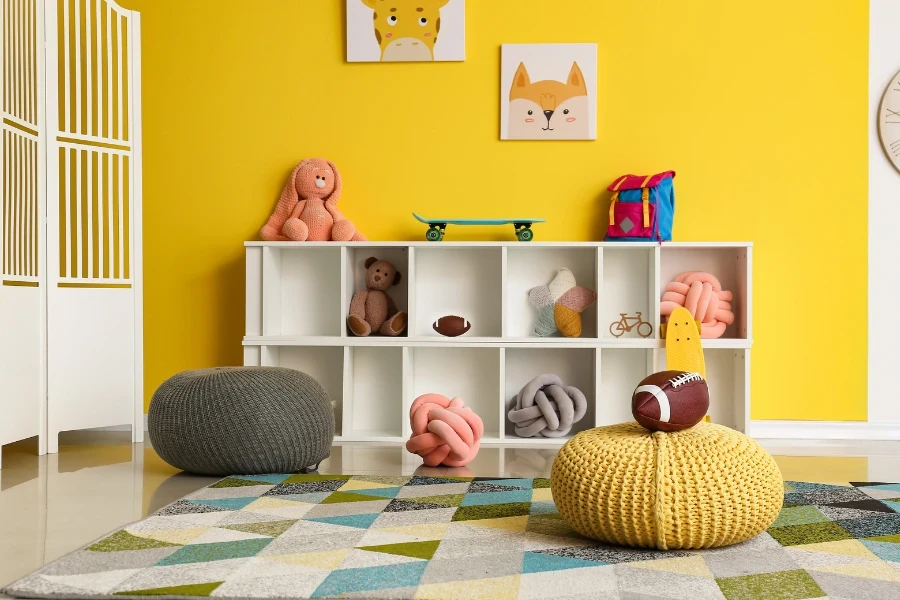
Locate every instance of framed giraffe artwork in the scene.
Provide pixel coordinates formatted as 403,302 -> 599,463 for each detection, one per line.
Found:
347,0 -> 466,62
501,44 -> 598,141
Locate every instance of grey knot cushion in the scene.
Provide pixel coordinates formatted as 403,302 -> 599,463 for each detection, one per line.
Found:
149,367 -> 334,476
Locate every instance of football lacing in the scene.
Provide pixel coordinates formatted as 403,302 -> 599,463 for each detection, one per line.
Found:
670,372 -> 703,388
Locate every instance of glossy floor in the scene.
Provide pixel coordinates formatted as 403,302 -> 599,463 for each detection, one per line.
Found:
1,433 -> 899,591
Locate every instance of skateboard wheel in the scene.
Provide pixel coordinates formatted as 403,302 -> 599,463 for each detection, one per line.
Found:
426,228 -> 442,242
517,228 -> 534,242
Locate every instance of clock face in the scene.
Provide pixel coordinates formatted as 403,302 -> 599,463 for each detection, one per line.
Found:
879,69 -> 900,174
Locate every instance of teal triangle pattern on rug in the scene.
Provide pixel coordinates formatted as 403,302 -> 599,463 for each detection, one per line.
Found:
305,513 -> 381,529
155,538 -> 272,566
5,476 -> 900,600
310,561 -> 428,598
522,551 -> 606,573
347,486 -> 403,499
187,497 -> 258,511
861,539 -> 900,562
461,489 -> 532,506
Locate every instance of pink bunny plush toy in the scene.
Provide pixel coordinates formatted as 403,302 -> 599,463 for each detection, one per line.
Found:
260,158 -> 366,242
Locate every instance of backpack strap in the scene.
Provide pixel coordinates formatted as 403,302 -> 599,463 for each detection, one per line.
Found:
608,176 -> 628,226
640,175 -> 653,229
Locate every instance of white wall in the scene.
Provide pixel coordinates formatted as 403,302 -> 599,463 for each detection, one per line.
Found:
869,0 -> 900,423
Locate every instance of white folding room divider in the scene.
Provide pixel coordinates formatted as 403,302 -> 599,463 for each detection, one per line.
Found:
0,0 -> 46,469
0,0 -> 142,465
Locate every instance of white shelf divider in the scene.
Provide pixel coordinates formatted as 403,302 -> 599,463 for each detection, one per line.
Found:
498,347 -> 507,441
595,247 -> 604,342
407,247 -> 417,342
594,349 -> 603,428
245,241 -> 754,445
501,247 -> 509,338
342,346 -> 353,438
340,247 -> 350,339
651,246 -> 662,342
401,346 -> 412,440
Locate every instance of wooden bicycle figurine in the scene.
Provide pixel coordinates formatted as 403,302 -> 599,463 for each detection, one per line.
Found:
609,312 -> 653,339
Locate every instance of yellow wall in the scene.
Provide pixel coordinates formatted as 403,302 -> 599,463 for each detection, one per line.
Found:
119,0 -> 868,421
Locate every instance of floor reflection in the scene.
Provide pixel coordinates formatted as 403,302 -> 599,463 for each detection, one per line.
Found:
0,433 -> 895,590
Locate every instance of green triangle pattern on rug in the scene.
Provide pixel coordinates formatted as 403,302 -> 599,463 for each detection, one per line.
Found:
210,477 -> 269,489
88,530 -> 180,552
187,497 -> 258,511
321,491 -> 385,504
306,513 -> 381,529
523,551 -> 606,574
115,582 -> 222,596
411,494 -> 465,507
452,502 -> 532,522
359,540 -> 440,560
223,519 -> 297,537
237,474 -> 293,485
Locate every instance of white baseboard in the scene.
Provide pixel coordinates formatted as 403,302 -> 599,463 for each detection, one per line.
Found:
749,420 -> 900,441
95,415 -> 149,432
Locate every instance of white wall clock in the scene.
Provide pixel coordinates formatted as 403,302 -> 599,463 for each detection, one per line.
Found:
879,69 -> 900,173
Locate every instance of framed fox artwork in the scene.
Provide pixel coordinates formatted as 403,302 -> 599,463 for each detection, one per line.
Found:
346,0 -> 466,62
501,44 -> 598,141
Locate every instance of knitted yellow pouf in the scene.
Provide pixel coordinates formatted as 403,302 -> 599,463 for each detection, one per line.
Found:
551,421 -> 783,550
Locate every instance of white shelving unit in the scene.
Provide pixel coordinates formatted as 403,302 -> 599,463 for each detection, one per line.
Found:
245,242 -> 752,446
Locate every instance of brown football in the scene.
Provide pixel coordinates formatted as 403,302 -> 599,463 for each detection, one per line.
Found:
632,370 -> 709,432
433,316 -> 471,337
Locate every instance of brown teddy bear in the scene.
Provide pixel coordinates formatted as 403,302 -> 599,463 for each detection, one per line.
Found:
347,258 -> 407,337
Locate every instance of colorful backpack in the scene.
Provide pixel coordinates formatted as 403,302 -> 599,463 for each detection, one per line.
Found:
605,171 -> 676,242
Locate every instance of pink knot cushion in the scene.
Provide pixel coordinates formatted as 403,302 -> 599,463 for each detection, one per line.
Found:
660,271 -> 735,339
406,394 -> 484,467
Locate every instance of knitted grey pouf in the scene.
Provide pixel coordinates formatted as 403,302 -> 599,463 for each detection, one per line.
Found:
148,367 -> 334,476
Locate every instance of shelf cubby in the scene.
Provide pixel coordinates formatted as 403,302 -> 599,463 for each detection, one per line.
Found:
504,348 -> 597,440
264,345 -> 345,436
598,348 -> 653,426
409,347 -> 502,441
344,347 -> 403,439
261,246 -> 343,337
601,247 -> 656,341
505,246 -> 599,338
245,241 -> 754,447
656,348 -> 749,433
659,245 -> 750,340
343,247 -> 410,338
413,247 -> 502,338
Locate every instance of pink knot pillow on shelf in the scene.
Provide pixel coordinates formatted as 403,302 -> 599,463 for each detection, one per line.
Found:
660,271 -> 735,339
406,394 -> 484,467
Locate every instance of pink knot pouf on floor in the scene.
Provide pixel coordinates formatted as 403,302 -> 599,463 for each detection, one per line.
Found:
406,394 -> 483,467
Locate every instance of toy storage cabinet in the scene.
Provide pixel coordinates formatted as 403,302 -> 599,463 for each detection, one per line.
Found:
244,242 -> 752,446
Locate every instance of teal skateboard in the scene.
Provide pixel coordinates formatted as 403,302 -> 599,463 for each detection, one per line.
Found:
413,213 -> 546,242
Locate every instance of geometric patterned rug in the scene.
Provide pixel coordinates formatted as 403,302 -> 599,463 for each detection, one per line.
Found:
4,475 -> 900,600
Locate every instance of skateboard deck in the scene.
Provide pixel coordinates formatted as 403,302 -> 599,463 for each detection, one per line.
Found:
664,307 -> 706,379
413,213 -> 546,242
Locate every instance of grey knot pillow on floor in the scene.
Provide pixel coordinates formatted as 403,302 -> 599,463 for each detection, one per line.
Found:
149,367 -> 334,476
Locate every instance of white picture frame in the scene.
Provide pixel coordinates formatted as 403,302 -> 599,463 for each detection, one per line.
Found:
347,0 -> 466,63
501,43 -> 598,141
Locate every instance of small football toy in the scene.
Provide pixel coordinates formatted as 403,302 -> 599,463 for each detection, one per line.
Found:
632,370 -> 709,432
433,316 -> 471,337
